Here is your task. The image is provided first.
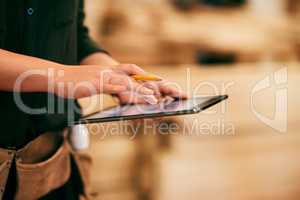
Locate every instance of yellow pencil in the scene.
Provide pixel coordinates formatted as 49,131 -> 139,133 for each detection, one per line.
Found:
131,74 -> 162,81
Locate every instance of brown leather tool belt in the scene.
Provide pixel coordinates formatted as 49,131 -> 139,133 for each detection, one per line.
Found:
0,131 -> 78,200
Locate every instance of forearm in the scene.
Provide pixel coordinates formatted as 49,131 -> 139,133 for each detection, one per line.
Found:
0,49 -> 63,92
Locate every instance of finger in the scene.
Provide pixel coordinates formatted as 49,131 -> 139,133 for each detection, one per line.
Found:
109,74 -> 154,95
130,81 -> 156,95
143,95 -> 159,104
118,91 -> 158,105
119,94 -> 146,104
143,82 -> 161,96
117,64 -> 146,75
159,83 -> 188,99
162,87 -> 187,98
103,84 -> 127,94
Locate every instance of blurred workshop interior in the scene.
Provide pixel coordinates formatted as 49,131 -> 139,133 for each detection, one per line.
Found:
80,0 -> 300,199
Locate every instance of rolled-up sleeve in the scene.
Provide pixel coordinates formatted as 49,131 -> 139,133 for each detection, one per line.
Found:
77,0 -> 108,63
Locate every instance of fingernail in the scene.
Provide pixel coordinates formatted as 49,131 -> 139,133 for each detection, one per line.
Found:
162,96 -> 175,104
143,95 -> 158,105
142,87 -> 154,95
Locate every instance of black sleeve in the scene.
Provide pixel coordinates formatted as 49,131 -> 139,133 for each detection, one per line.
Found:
77,0 -> 108,63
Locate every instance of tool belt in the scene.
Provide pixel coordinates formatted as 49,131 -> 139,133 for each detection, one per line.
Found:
0,131 -> 92,200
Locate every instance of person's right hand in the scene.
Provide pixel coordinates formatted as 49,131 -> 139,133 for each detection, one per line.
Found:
53,64 -> 155,99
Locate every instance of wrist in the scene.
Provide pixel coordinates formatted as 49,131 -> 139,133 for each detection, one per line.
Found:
14,63 -> 65,94
50,64 -> 68,95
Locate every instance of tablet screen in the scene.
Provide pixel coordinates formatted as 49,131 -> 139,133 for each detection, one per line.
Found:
77,95 -> 228,124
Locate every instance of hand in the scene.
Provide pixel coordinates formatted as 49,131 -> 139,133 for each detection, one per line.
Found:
80,53 -> 172,104
53,64 -> 155,99
144,80 -> 188,100
117,79 -> 188,104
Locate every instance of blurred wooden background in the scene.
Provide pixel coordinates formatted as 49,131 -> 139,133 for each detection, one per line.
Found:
85,0 -> 300,65
82,63 -> 300,200
80,0 -> 300,199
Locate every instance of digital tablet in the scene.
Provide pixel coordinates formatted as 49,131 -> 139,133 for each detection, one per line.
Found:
74,95 -> 228,124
